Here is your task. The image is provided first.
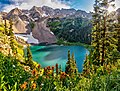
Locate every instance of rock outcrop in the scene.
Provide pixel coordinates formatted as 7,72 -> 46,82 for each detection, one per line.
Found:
14,17 -> 28,33
117,8 -> 120,16
0,14 -> 3,23
32,21 -> 56,44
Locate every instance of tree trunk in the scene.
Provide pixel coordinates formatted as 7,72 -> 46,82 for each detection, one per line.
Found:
101,16 -> 106,66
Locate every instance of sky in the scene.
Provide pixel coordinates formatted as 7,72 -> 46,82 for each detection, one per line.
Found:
0,0 -> 120,12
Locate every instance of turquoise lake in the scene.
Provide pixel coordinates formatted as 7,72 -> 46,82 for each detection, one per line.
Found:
30,45 -> 89,72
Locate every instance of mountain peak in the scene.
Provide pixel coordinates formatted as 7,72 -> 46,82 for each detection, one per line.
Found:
117,8 -> 120,13
30,6 -> 43,14
30,6 -> 39,11
7,8 -> 22,18
9,8 -> 22,15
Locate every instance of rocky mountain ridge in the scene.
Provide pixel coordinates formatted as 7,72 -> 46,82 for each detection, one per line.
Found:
0,6 -> 92,44
0,6 -> 119,44
117,8 -> 120,16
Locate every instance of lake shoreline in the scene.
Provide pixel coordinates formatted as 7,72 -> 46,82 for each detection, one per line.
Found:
30,41 -> 91,50
57,42 -> 91,50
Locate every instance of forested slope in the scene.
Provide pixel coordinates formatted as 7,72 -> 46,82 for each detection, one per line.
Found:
47,17 -> 92,44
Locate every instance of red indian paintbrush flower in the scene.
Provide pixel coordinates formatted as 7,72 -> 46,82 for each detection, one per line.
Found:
20,82 -> 27,90
32,69 -> 38,76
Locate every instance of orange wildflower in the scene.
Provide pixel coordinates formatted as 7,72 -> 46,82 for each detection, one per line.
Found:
47,71 -> 51,75
52,66 -> 54,70
24,66 -> 30,71
36,74 -> 39,79
44,68 -> 47,75
29,77 -> 34,81
60,72 -> 67,80
37,64 -> 41,69
47,66 -> 51,70
46,76 -> 49,79
32,69 -> 38,76
20,82 -> 27,90
31,83 -> 37,89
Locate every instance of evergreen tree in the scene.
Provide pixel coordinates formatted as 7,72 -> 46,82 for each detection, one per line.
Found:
59,64 -> 62,74
71,53 -> 78,74
9,19 -> 14,36
65,50 -> 72,74
26,45 -> 34,69
84,0 -> 119,74
116,15 -> 120,52
9,19 -> 17,55
83,53 -> 96,77
91,0 -> 101,66
26,45 -> 32,62
94,0 -> 118,65
98,0 -> 118,66
4,19 -> 8,35
29,21 -> 35,32
65,50 -> 78,76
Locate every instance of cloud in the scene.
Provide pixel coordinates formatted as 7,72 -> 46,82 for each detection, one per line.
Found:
2,0 -> 120,12
2,0 -> 70,12
115,0 -> 120,9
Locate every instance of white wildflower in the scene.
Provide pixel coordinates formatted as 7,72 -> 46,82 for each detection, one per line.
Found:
13,65 -> 15,68
54,87 -> 56,89
41,83 -> 44,86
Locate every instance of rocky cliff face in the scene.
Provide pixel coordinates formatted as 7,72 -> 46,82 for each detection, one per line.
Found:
117,8 -> 120,16
0,14 -> 3,22
32,21 -> 56,44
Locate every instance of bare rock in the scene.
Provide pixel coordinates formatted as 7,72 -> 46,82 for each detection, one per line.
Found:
14,17 -> 28,33
32,21 -> 57,44
7,8 -> 22,18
